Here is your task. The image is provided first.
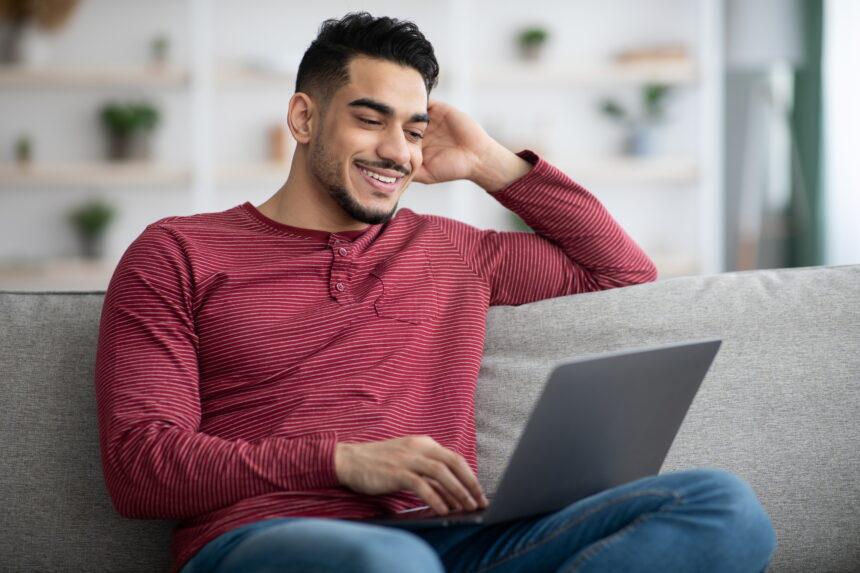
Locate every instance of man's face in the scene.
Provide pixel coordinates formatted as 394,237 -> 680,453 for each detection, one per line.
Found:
307,56 -> 428,225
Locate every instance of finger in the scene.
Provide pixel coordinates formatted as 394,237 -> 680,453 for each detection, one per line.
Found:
412,167 -> 434,186
415,456 -> 478,511
426,477 -> 462,512
437,448 -> 488,508
402,471 -> 450,515
413,438 -> 486,508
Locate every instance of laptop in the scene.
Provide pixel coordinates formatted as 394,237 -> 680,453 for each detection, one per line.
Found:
360,338 -> 722,529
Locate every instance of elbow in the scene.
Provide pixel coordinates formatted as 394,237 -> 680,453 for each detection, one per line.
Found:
103,462 -> 160,519
608,262 -> 658,289
100,427 -> 181,520
626,255 -> 658,286
105,470 -> 183,520
105,477 -> 147,519
642,259 -> 658,283
111,495 -> 146,520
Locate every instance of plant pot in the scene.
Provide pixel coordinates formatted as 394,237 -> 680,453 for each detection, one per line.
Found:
0,21 -> 24,63
106,130 -> 152,161
518,43 -> 544,62
622,125 -> 653,157
78,233 -> 105,259
0,23 -> 52,65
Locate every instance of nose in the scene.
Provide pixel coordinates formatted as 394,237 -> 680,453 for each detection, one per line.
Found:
376,126 -> 411,173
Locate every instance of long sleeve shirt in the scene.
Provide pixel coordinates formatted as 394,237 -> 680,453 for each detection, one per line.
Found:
93,149 -> 657,572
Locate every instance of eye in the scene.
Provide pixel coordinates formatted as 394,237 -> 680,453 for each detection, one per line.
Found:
359,118 -> 381,126
408,131 -> 424,140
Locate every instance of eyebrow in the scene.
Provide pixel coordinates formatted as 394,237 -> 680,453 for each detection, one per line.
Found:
347,97 -> 430,124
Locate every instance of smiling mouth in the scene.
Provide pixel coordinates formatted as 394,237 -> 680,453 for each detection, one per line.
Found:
355,163 -> 404,194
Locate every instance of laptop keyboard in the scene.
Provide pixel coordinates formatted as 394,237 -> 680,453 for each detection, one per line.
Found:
384,505 -> 487,523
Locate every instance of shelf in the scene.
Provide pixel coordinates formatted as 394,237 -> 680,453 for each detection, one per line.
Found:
0,256 -> 118,291
213,65 -> 453,90
0,157 -> 696,188
0,60 -> 686,91
216,162 -> 291,184
0,162 -> 190,187
0,64 -> 189,88
551,156 -> 698,184
473,59 -> 697,87
215,65 -> 295,88
0,161 -> 292,188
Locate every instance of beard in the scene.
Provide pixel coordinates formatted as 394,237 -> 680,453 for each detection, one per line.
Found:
308,133 -> 399,226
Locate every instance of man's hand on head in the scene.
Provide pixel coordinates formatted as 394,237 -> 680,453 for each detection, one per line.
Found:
334,435 -> 489,516
413,99 -> 533,192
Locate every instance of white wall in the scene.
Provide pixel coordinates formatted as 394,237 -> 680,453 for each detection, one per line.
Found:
822,0 -> 860,266
1,0 -> 705,271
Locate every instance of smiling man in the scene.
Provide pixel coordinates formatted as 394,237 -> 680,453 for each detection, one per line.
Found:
94,12 -> 776,573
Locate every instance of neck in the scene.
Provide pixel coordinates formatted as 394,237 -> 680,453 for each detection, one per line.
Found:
257,150 -> 370,233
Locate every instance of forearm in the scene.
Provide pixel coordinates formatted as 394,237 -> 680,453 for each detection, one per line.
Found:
101,420 -> 339,519
469,140 -> 534,193
489,150 -> 657,290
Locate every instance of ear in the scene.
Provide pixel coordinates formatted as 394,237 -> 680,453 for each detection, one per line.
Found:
287,92 -> 315,145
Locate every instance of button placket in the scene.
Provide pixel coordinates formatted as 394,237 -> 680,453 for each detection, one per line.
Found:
330,238 -> 354,301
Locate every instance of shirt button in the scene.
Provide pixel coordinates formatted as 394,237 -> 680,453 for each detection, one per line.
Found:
338,247 -> 348,256
335,282 -> 345,291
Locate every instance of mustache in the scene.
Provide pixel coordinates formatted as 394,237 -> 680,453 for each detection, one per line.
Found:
356,161 -> 409,176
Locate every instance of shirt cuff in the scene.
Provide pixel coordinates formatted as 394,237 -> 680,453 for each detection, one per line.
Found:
279,429 -> 341,490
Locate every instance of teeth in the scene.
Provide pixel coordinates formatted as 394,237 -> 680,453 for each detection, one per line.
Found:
359,166 -> 397,184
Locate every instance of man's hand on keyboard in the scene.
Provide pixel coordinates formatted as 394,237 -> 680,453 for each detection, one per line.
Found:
334,435 -> 489,516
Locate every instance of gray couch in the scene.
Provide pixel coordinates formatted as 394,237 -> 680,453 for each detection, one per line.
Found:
2,265 -> 858,572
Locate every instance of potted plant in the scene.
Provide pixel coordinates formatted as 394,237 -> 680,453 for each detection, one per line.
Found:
599,83 -> 671,156
67,198 -> 115,259
14,133 -> 32,165
517,26 -> 548,62
0,0 -> 79,64
99,101 -> 160,161
150,33 -> 170,66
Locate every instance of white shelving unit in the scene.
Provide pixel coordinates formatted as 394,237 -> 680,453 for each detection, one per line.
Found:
447,0 -> 725,277
0,64 -> 189,88
0,0 -> 725,289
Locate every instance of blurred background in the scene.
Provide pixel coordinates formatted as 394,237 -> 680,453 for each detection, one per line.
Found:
0,0 -> 857,290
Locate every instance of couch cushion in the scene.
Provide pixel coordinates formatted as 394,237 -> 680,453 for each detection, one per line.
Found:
0,291 -> 174,572
475,264 -> 860,572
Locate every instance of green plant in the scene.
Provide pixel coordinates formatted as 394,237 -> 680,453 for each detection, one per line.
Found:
518,27 -> 548,47
600,100 -> 629,124
14,133 -> 31,162
600,83 -> 671,127
100,102 -> 159,136
643,84 -> 670,121
151,34 -> 169,62
67,199 -> 115,239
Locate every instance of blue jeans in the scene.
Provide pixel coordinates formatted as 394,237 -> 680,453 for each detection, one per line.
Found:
181,468 -> 777,572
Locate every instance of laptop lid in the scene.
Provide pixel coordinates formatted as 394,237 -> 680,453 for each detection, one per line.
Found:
482,338 -> 722,524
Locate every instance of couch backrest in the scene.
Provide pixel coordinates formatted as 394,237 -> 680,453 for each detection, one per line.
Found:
474,264 -> 860,572
2,264 -> 858,571
1,291 -> 174,571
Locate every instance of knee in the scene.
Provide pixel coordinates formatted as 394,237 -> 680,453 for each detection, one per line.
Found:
688,468 -> 777,566
218,520 -> 444,573
346,527 -> 444,573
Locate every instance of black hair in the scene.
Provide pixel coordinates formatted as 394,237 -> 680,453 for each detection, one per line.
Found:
295,12 -> 439,107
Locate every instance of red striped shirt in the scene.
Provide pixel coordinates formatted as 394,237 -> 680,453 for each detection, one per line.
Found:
94,149 -> 657,572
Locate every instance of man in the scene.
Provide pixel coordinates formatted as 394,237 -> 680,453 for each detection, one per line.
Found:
94,12 -> 776,573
